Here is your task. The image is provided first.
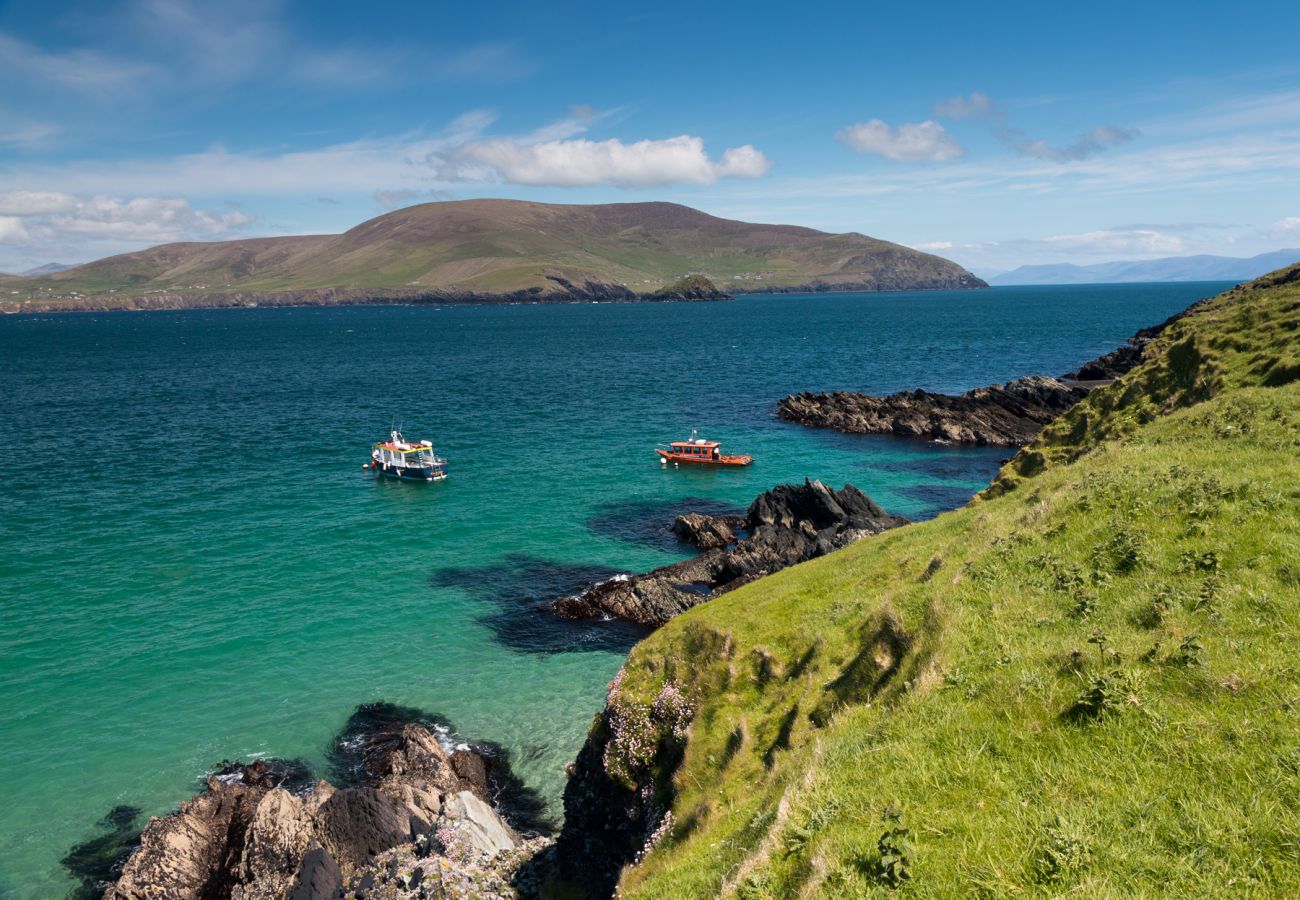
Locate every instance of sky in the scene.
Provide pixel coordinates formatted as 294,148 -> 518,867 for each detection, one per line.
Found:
1,0 -> 1299,275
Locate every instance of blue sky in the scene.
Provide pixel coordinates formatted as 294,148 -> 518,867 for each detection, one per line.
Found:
2,0 -> 1299,274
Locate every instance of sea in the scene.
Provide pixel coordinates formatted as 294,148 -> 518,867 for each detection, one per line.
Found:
0,282 -> 1230,897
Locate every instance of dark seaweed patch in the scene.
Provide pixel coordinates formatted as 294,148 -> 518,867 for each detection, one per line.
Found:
586,497 -> 746,551
432,553 -> 649,654
898,482 -> 983,516
61,805 -> 143,900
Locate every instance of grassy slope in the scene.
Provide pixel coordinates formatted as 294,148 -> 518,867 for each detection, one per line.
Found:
1,200 -> 979,309
604,268 -> 1300,897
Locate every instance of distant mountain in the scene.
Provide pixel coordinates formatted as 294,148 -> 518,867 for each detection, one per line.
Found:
989,249 -> 1300,285
22,262 -> 75,276
0,200 -> 984,312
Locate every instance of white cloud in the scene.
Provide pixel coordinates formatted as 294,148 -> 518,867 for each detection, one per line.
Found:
934,91 -> 997,119
0,217 -> 30,242
442,135 -> 771,187
0,192 -> 255,267
0,191 -> 81,216
835,120 -> 965,162
1267,216 -> 1300,238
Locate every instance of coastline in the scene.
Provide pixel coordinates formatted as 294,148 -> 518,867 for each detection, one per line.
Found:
0,278 -> 1003,316
2,283 -> 1217,897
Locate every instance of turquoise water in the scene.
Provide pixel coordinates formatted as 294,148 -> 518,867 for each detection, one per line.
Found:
0,283 -> 1228,896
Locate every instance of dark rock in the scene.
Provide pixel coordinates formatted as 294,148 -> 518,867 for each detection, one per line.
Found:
554,481 -> 906,627
670,512 -> 744,549
777,375 -> 1088,447
450,749 -> 490,799
327,701 -> 454,788
554,720 -> 648,899
289,844 -> 342,900
315,788 -> 415,871
213,757 -> 315,794
1063,300 -> 1207,381
644,274 -> 730,301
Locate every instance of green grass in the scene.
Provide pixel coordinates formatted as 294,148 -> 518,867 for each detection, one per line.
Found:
593,267 -> 1300,897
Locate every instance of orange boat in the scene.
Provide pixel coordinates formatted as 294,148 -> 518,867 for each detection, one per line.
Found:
656,431 -> 753,467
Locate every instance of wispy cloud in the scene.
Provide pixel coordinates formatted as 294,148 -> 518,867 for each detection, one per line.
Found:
933,91 -> 998,120
0,121 -> 60,150
933,90 -> 1140,162
1008,125 -> 1141,162
0,31 -> 156,96
835,120 -> 964,162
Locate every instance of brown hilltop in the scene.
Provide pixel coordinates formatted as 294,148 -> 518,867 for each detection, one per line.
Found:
3,199 -> 985,312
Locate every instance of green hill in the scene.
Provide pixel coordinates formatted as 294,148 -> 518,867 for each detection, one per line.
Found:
0,200 -> 983,312
555,266 -> 1300,897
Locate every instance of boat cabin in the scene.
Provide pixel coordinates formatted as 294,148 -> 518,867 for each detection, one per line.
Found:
669,439 -> 723,461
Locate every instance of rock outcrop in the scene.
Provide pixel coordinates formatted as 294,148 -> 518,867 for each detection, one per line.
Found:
670,512 -> 746,550
1062,300 -> 1207,380
104,711 -> 532,900
777,375 -> 1088,447
778,301 -> 1209,447
553,481 -> 906,627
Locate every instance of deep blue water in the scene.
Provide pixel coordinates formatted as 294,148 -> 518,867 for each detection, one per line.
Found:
0,282 -> 1230,896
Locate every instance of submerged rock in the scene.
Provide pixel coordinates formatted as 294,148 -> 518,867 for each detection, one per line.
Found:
553,480 -> 906,626
777,374 -> 1088,447
102,707 -> 532,899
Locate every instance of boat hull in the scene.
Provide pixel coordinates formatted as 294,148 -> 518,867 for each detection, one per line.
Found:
371,461 -> 448,481
655,449 -> 752,467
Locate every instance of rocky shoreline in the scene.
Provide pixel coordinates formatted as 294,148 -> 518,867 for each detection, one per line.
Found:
553,480 -> 906,627
776,301 -> 1201,446
84,704 -> 548,900
4,275 -> 729,315
778,374 -> 1089,447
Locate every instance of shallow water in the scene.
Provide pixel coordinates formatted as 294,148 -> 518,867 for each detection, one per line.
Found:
0,283 -> 1228,896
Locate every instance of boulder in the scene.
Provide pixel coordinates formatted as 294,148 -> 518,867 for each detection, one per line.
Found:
288,843 -> 341,900
671,512 -> 743,549
102,719 -> 523,898
554,481 -> 906,626
231,789 -> 313,900
105,776 -> 265,899
440,791 -> 519,857
313,787 -> 412,872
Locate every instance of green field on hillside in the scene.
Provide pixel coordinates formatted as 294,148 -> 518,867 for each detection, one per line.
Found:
593,267 -> 1300,897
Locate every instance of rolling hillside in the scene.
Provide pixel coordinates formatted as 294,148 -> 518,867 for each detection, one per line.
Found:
989,248 -> 1300,285
554,266 -> 1300,897
0,201 -> 984,312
